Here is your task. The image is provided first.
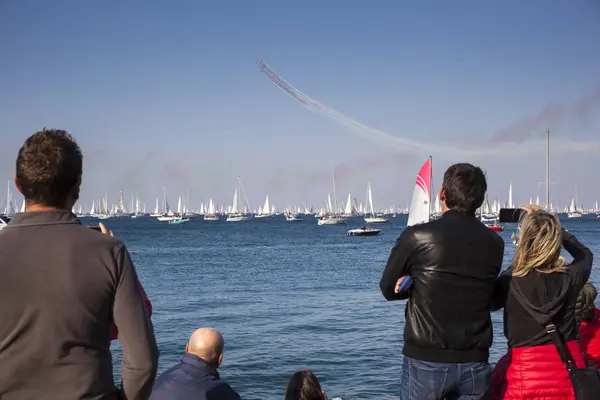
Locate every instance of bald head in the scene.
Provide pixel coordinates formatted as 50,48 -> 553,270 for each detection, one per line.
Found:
186,328 -> 224,366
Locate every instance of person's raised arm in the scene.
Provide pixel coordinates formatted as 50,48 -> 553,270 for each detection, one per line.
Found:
562,228 -> 593,286
113,245 -> 159,400
380,228 -> 415,301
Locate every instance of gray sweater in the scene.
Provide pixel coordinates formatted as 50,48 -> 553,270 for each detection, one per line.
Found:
0,210 -> 159,400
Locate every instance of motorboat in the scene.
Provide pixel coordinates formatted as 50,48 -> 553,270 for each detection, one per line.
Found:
347,226 -> 382,236
485,222 -> 504,232
286,213 -> 303,221
227,213 -> 252,222
157,214 -> 177,222
364,215 -> 389,223
169,216 -> 189,225
317,215 -> 348,225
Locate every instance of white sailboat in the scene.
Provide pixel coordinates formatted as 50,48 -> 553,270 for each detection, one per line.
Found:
364,180 -> 389,223
150,198 -> 161,217
407,157 -> 432,227
318,171 -> 348,225
204,198 -> 219,220
255,195 -> 273,218
506,181 -> 514,208
3,181 -> 16,217
342,193 -> 357,217
227,176 -> 252,222
157,186 -> 176,222
567,188 -> 583,218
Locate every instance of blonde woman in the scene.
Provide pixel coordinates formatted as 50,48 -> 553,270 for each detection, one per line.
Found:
490,205 -> 593,399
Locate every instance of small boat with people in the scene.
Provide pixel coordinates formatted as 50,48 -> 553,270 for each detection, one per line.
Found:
347,226 -> 382,236
285,212 -> 303,221
169,216 -> 190,225
485,220 -> 504,231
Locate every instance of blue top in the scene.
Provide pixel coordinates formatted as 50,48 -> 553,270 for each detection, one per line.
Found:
150,353 -> 241,400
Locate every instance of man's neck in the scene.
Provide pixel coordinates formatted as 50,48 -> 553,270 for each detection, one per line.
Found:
25,204 -> 68,213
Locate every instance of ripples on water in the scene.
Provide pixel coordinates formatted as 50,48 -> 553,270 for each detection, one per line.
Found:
105,215 -> 600,399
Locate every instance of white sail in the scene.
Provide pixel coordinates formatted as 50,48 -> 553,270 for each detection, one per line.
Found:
407,158 -> 432,227
344,193 -> 353,215
262,195 -> 270,215
508,181 -> 514,208
434,195 -> 442,214
20,197 -> 25,213
327,194 -> 333,213
231,189 -> 239,213
569,198 -> 577,213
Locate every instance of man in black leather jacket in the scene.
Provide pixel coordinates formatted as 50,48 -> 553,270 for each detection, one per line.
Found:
380,163 -> 504,399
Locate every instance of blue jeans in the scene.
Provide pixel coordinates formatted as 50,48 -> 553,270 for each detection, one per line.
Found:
400,356 -> 491,400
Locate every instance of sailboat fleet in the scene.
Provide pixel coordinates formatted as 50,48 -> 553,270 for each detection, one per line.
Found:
2,174 -> 600,225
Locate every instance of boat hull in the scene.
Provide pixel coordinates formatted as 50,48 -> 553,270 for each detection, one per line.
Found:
486,225 -> 504,232
348,228 -> 382,236
227,215 -> 251,222
318,217 -> 348,225
169,218 -> 190,225
157,216 -> 176,222
204,215 -> 219,221
364,216 -> 389,223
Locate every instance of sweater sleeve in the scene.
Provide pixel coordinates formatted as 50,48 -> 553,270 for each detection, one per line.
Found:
491,267 -> 512,311
563,228 -> 593,287
380,228 -> 415,301
110,282 -> 152,341
113,246 -> 159,400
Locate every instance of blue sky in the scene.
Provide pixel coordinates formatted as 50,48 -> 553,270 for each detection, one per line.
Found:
1,0 -> 599,210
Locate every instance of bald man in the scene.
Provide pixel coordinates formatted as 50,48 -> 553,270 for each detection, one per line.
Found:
150,328 -> 241,400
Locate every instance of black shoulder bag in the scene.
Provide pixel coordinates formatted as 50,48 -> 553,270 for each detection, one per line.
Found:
516,284 -> 600,399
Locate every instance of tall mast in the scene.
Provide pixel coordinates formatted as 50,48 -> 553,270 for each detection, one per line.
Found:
428,156 -> 433,217
332,169 -> 338,215
545,129 -> 550,211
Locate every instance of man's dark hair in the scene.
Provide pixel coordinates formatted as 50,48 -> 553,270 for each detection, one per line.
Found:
442,163 -> 487,215
16,129 -> 82,207
285,370 -> 324,400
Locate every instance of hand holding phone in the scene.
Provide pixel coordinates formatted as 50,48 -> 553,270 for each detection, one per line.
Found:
498,208 -> 524,223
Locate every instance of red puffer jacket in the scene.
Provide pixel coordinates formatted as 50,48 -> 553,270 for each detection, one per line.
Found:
491,340 -> 586,400
109,282 -> 153,341
579,307 -> 600,368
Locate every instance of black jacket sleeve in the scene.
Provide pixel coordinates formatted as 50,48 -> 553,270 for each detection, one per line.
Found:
562,228 -> 593,287
491,267 -> 512,311
380,227 -> 415,301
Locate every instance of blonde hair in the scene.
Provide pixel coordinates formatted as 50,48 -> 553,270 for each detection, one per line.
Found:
512,210 -> 566,277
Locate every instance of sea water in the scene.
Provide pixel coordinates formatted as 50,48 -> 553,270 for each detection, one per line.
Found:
103,215 -> 600,399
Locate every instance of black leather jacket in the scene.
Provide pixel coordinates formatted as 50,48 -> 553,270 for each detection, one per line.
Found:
380,210 -> 505,363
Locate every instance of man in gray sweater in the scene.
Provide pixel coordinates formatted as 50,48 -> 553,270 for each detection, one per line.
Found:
0,129 -> 159,399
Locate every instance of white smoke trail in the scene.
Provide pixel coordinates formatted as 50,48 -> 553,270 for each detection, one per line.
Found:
258,61 -> 600,157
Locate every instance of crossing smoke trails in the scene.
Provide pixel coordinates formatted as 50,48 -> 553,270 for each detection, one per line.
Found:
257,60 -> 600,157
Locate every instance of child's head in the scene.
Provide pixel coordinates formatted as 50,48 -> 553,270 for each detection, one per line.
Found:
577,281 -> 598,324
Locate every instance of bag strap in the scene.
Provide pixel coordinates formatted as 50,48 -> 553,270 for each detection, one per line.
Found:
511,280 -> 577,369
544,322 -> 576,369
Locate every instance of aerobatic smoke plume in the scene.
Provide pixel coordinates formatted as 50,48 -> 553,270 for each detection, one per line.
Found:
258,60 -> 600,156
491,86 -> 600,144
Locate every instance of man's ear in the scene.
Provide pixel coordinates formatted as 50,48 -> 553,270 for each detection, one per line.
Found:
14,173 -> 23,195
